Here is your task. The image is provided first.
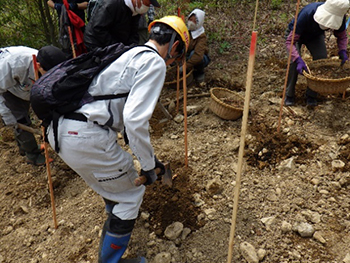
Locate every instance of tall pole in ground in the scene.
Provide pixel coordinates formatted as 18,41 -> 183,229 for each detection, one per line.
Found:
32,55 -> 58,229
227,0 -> 258,261
277,0 -> 301,133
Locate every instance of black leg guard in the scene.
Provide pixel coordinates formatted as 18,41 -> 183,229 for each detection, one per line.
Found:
98,212 -> 136,263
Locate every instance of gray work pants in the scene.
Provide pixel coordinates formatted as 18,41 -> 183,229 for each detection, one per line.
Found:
286,33 -> 327,98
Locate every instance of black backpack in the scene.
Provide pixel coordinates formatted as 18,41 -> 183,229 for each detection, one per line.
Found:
31,43 -> 157,152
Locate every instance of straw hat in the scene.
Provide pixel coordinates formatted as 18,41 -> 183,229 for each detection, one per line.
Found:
314,0 -> 350,30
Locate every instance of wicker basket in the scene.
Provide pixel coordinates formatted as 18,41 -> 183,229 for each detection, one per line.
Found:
163,65 -> 193,89
303,59 -> 350,94
209,88 -> 244,120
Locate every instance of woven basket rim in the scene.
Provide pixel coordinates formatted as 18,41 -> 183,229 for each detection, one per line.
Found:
164,68 -> 194,85
303,58 -> 350,82
210,88 -> 244,111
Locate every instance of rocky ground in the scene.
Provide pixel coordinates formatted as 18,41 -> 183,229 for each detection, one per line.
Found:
1,1 -> 350,263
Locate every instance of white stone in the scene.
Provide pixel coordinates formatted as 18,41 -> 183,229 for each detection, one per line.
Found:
239,241 -> 259,263
261,216 -> 276,229
164,222 -> 183,240
343,252 -> 350,263
313,231 -> 326,244
257,248 -> 267,261
332,160 -> 345,170
281,221 -> 292,233
293,222 -> 315,237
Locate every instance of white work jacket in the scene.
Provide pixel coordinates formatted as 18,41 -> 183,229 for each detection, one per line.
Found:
76,42 -> 166,172
0,46 -> 38,117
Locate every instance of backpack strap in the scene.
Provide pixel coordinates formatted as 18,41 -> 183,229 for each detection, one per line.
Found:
52,111 -> 60,152
93,92 -> 129,100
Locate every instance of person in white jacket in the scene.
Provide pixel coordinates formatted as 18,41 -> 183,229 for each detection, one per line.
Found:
46,16 -> 189,263
0,45 -> 66,165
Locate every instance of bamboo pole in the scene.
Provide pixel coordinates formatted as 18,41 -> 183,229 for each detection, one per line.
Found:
32,54 -> 58,229
227,1 -> 259,261
176,64 -> 180,114
277,0 -> 301,133
183,60 -> 188,168
67,26 -> 76,58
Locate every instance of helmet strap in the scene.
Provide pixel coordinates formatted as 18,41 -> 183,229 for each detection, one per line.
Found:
164,31 -> 177,63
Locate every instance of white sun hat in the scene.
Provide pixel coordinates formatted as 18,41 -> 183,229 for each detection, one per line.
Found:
313,0 -> 350,30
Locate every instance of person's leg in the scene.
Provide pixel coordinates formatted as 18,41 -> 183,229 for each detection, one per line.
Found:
285,42 -> 302,105
304,34 -> 327,105
47,119 -> 147,262
3,91 -> 45,165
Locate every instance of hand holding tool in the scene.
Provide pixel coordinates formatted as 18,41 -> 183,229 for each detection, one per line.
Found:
134,163 -> 172,187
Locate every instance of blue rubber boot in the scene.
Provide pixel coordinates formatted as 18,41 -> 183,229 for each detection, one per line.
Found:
99,231 -> 147,263
98,208 -> 147,263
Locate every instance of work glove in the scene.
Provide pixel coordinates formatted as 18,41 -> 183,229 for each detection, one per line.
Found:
1,112 -> 17,127
295,57 -> 308,75
338,50 -> 348,66
140,169 -> 157,186
154,156 -> 165,176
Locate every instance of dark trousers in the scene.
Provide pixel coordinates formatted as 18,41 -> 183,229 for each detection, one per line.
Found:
286,33 -> 327,98
3,91 -> 39,154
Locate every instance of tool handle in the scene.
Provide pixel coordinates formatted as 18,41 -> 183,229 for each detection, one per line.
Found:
17,123 -> 42,136
134,167 -> 161,186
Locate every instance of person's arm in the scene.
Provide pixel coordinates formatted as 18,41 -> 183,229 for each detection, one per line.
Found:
285,31 -> 301,62
0,65 -> 18,126
77,1 -> 88,10
187,34 -> 207,71
123,52 -> 166,172
334,30 -> 348,52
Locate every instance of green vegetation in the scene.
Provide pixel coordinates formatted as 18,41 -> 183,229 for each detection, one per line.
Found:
0,0 -> 58,48
271,0 -> 283,10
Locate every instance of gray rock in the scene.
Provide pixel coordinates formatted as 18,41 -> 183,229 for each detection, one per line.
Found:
281,221 -> 292,233
293,222 -> 315,237
164,222 -> 183,240
240,241 -> 259,263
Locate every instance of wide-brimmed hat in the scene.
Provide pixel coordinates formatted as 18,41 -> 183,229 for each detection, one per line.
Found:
36,46 -> 67,71
314,0 -> 350,30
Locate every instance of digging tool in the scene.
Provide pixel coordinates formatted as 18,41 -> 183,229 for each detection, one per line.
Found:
17,123 -> 42,136
157,101 -> 173,120
134,163 -> 173,187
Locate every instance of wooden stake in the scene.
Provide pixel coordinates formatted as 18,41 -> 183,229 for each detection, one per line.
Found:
182,60 -> 188,168
42,127 -> 58,229
227,30 -> 258,263
277,0 -> 301,133
32,54 -> 58,229
67,26 -> 76,58
176,64 -> 180,114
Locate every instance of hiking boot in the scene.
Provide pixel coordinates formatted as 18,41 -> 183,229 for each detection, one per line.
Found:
120,257 -> 147,263
284,96 -> 295,106
19,144 -> 45,156
306,96 -> 317,106
26,153 -> 52,166
195,72 -> 205,83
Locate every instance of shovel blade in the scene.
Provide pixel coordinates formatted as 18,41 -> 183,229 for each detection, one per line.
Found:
162,163 -> 173,187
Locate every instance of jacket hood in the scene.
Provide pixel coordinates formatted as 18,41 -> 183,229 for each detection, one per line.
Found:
188,9 -> 205,28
